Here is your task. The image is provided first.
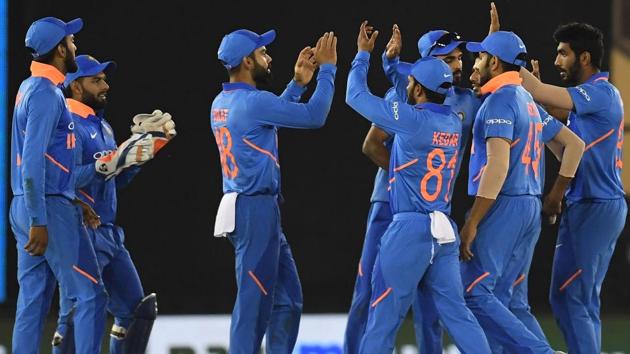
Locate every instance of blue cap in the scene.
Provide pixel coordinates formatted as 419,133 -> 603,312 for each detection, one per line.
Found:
64,55 -> 116,87
217,29 -> 276,69
25,17 -> 83,58
397,56 -> 453,95
466,31 -> 527,67
418,30 -> 465,58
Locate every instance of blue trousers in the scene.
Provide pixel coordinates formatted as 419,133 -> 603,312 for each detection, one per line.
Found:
227,195 -> 303,354
56,224 -> 144,353
461,195 -> 552,354
344,201 -> 392,354
549,198 -> 627,354
491,215 -> 548,353
359,212 -> 490,354
10,196 -> 107,354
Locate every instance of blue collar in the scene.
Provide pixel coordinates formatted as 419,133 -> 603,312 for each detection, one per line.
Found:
415,102 -> 452,115
222,82 -> 258,92
585,72 -> 609,84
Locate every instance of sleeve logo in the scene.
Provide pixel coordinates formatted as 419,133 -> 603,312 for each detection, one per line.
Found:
576,86 -> 591,101
485,118 -> 512,125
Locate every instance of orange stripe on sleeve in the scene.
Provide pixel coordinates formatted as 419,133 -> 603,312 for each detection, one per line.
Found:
78,189 -> 95,204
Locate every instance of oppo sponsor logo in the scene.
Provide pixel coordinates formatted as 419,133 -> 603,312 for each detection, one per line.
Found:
93,150 -> 115,160
486,118 -> 512,125
576,86 -> 591,101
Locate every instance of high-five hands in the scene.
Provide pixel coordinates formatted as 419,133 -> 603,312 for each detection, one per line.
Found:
357,21 -> 379,53
293,46 -> 318,86
314,31 -> 338,66
385,24 -> 401,59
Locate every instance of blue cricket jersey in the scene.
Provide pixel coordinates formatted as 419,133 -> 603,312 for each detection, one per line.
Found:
565,72 -> 624,201
468,72 -> 544,197
11,62 -> 77,226
210,65 -> 336,196
348,51 -> 462,215
67,99 -> 139,225
380,53 -> 481,199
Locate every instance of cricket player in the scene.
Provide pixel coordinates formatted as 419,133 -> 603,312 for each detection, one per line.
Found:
519,22 -> 626,354
459,30 -> 571,354
211,29 -> 337,353
51,55 -> 172,354
347,21 -> 491,354
10,17 -> 110,354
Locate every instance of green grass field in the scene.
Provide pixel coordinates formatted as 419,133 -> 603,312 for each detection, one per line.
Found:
1,315 -> 629,353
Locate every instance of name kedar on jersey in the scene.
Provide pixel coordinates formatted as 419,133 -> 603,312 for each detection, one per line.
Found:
432,131 -> 460,147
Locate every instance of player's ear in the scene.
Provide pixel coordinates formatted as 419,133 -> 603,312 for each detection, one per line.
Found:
579,51 -> 591,68
242,55 -> 254,70
70,80 -> 82,97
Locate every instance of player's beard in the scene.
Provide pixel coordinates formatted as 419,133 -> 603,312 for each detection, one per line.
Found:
558,59 -> 581,86
81,89 -> 107,111
252,60 -> 273,89
65,52 -> 78,74
452,69 -> 462,86
478,59 -> 492,88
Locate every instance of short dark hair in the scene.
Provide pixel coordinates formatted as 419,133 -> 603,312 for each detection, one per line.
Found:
553,22 -> 604,69
32,39 -> 67,64
498,58 -> 521,73
419,83 -> 446,104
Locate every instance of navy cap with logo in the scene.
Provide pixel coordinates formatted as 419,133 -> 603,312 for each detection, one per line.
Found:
417,30 -> 465,58
217,29 -> 276,69
397,56 -> 454,96
64,55 -> 117,87
466,31 -> 528,67
25,17 -> 83,58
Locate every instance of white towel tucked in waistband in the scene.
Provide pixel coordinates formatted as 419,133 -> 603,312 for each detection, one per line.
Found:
429,211 -> 456,244
213,192 -> 238,237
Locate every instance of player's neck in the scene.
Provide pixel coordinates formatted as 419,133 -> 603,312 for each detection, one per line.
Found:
229,72 -> 257,88
577,66 -> 600,85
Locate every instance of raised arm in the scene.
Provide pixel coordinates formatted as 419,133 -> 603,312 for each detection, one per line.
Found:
255,32 -> 337,129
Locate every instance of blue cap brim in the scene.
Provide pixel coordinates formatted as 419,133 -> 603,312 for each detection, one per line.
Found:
64,61 -> 117,87
65,18 -> 83,35
258,30 -> 276,48
430,40 -> 465,56
465,42 -> 485,53
396,61 -> 413,76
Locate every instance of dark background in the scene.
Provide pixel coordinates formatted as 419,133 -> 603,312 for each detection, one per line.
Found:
3,0 -> 628,317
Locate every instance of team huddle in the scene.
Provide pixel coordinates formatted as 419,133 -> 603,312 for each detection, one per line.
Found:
211,2 -> 626,354
7,2 -> 625,354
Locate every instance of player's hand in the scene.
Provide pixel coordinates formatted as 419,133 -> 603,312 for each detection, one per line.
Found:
293,46 -> 317,86
488,2 -> 500,34
357,21 -> 379,53
530,59 -> 542,81
314,32 -> 338,66
460,221 -> 477,261
95,134 -> 154,179
25,226 -> 48,256
542,194 -> 562,225
385,24 -> 402,59
72,198 -> 101,229
131,110 -> 177,139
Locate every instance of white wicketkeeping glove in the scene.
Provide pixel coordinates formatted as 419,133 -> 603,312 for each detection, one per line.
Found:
95,134 -> 154,180
130,110 -> 176,154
